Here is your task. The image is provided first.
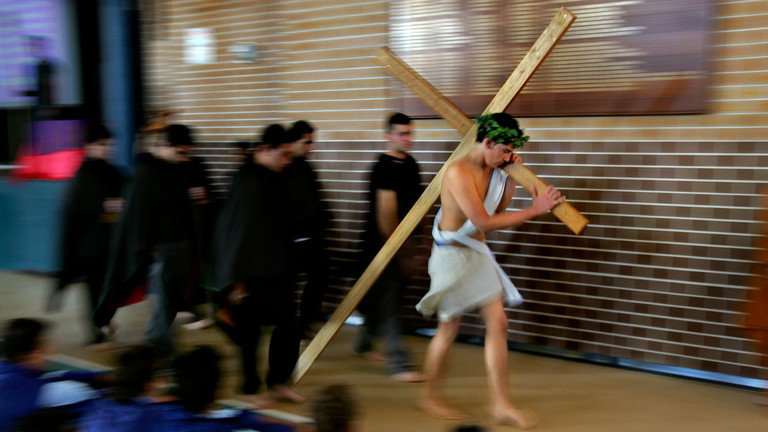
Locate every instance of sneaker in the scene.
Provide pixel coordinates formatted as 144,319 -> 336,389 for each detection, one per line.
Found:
390,371 -> 426,383
182,318 -> 215,330
175,311 -> 196,321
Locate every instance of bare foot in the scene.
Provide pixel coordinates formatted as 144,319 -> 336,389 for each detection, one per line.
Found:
101,324 -> 117,337
754,393 -> 768,407
391,371 -> 426,383
270,384 -> 306,404
86,325 -> 118,351
491,406 -> 538,429
418,397 -> 468,420
237,392 -> 275,410
359,351 -> 387,362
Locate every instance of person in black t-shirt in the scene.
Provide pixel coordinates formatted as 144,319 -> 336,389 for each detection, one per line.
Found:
354,113 -> 425,382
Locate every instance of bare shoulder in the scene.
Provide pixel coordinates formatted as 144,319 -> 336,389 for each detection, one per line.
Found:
444,158 -> 472,185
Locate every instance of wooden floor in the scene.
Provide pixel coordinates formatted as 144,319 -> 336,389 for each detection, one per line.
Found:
1,270 -> 766,431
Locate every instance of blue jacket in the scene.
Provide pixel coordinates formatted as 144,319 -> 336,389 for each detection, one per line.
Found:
159,403 -> 295,432
79,397 -> 165,432
0,361 -> 101,430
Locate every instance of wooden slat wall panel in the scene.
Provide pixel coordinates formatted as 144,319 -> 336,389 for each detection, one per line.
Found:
140,0 -> 768,381
144,0 -> 288,194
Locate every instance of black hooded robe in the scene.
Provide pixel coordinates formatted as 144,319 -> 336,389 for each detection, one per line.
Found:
212,161 -> 298,393
54,157 -> 123,341
95,153 -> 195,353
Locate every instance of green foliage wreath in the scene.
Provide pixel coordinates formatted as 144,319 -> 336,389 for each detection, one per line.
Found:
477,114 -> 529,149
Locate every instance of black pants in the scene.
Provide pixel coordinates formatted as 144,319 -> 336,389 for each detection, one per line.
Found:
354,260 -> 413,374
227,275 -> 299,394
55,255 -> 110,343
293,237 -> 330,336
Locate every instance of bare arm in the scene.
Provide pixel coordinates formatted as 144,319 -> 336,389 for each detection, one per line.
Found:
375,189 -> 399,239
445,163 -> 562,234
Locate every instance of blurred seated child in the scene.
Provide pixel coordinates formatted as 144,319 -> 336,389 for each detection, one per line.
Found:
79,345 -> 165,432
310,384 -> 359,432
0,318 -> 106,431
160,346 -> 297,432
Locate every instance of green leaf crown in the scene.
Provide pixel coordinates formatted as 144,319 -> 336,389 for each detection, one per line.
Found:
476,114 -> 529,149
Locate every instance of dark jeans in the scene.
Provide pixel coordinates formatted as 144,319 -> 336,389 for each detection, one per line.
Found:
293,236 -> 330,336
226,275 -> 299,394
143,241 -> 193,357
354,260 -> 414,374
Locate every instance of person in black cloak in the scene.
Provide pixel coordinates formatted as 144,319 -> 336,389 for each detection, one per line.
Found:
94,124 -> 197,358
49,120 -> 124,345
284,120 -> 332,343
213,124 -> 304,405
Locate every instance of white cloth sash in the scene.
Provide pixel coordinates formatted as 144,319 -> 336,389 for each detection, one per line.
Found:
432,168 -> 523,306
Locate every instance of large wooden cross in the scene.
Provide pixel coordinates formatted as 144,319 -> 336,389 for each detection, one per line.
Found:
294,7 -> 581,382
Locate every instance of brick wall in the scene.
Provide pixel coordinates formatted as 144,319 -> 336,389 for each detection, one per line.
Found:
140,0 -> 768,380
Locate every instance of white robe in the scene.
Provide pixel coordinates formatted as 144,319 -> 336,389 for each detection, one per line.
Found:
416,168 -> 523,321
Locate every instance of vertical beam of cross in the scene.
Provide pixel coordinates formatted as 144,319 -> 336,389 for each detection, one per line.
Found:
294,7 -> 577,383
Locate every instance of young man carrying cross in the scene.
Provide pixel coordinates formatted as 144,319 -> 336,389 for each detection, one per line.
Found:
416,113 -> 563,427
